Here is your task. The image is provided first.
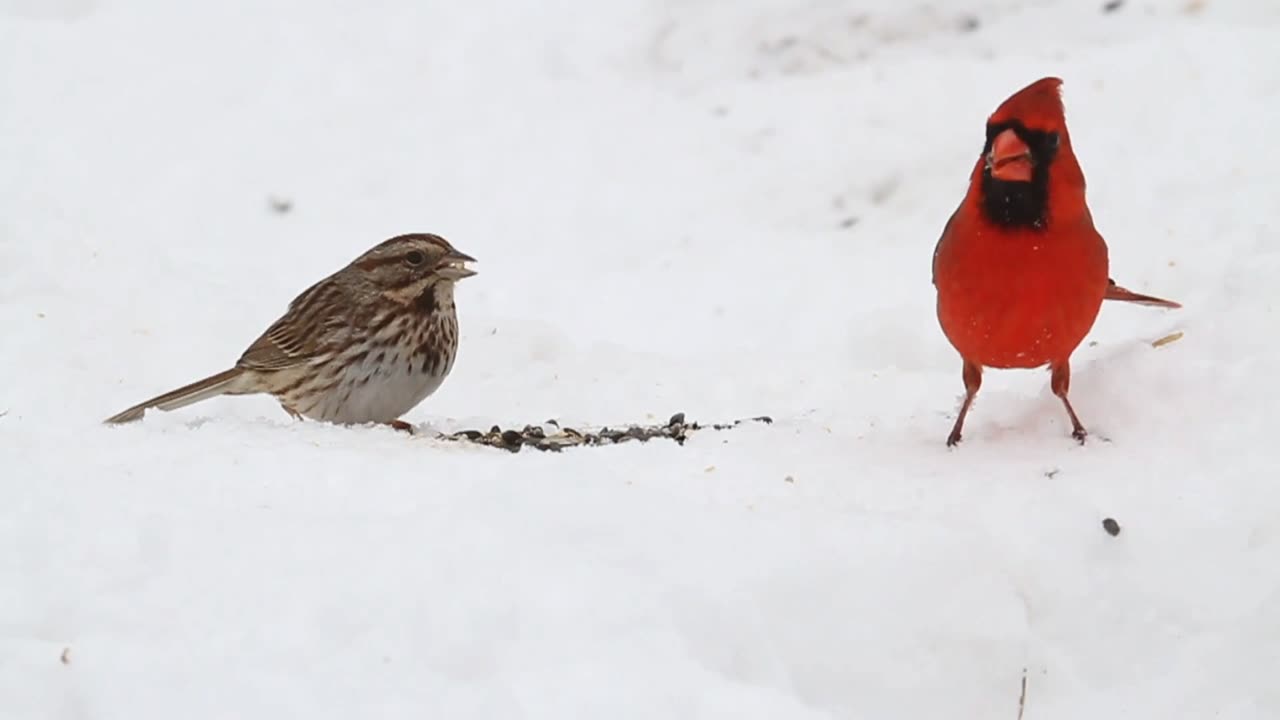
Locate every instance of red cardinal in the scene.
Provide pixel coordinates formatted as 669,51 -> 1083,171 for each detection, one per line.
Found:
931,77 -> 1179,446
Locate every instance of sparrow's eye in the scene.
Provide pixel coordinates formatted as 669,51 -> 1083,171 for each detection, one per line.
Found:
405,250 -> 427,266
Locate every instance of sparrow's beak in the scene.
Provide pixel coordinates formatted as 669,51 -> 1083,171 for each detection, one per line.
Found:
987,128 -> 1033,182
436,250 -> 477,280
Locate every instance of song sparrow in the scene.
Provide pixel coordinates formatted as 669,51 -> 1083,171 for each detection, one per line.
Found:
104,233 -> 477,429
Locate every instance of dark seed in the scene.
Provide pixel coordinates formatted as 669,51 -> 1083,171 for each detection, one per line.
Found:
1102,518 -> 1121,536
501,430 -> 522,446
668,412 -> 686,427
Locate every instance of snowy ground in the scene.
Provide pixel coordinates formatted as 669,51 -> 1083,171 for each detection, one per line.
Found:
4,0 -> 1280,717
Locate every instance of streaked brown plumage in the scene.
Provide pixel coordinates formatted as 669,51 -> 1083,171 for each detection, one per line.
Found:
104,233 -> 477,429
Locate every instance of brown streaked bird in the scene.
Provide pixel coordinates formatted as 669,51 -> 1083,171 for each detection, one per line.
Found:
105,233 -> 476,430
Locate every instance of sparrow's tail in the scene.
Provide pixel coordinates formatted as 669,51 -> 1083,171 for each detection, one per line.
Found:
104,368 -> 247,424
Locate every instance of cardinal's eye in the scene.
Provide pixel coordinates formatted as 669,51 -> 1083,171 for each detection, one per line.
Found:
405,250 -> 426,266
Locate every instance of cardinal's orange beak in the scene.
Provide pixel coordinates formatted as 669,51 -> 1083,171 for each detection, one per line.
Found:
987,128 -> 1033,182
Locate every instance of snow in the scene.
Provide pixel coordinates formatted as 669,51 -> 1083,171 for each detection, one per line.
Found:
3,0 -> 1280,717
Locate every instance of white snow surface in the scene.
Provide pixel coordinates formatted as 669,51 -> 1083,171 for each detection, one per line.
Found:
3,0 -> 1280,717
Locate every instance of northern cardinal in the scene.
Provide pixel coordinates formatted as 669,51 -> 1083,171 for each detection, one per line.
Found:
931,77 -> 1179,446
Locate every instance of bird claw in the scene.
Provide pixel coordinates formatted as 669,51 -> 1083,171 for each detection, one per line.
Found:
1072,427 -> 1087,444
946,431 -> 962,447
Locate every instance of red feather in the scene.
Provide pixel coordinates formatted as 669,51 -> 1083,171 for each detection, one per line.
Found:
931,77 -> 1179,446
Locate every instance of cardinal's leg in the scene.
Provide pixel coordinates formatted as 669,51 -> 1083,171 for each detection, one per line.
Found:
947,359 -> 983,447
1050,361 -> 1087,443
